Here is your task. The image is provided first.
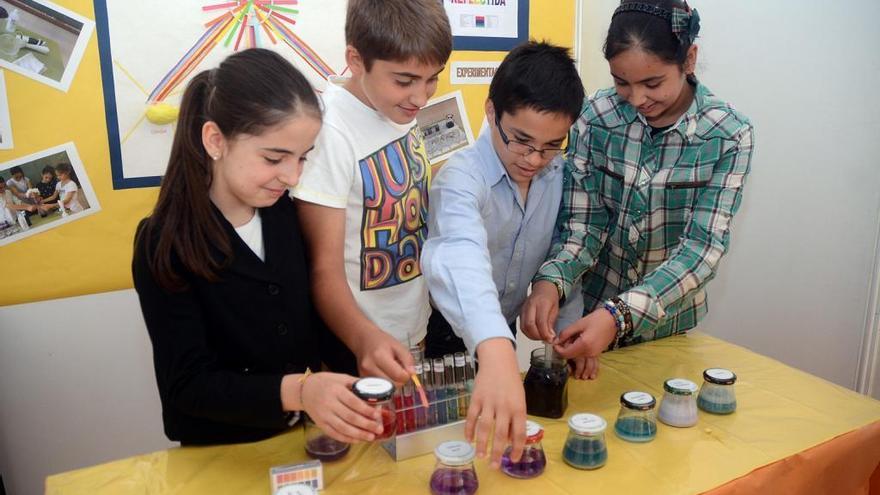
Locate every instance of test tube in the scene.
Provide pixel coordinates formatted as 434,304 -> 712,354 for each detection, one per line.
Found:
402,380 -> 415,433
444,354 -> 459,421
422,360 -> 437,427
393,387 -> 407,434
454,352 -> 469,417
465,354 -> 476,393
410,345 -> 424,364
413,362 -> 428,430
432,358 -> 448,425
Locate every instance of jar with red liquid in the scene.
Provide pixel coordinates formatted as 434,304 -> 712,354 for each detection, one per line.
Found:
352,377 -> 397,440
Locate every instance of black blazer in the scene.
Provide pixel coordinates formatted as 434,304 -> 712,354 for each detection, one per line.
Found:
132,197 -> 321,445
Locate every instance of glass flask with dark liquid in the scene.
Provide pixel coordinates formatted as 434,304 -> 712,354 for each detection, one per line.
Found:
303,413 -> 350,461
524,346 -> 569,419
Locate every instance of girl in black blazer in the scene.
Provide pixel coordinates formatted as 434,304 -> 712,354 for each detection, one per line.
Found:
132,49 -> 383,445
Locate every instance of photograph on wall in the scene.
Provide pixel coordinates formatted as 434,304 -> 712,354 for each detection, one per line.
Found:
0,142 -> 100,247
417,90 -> 474,165
0,0 -> 94,92
443,0 -> 528,51
0,71 -> 12,149
94,0 -> 350,189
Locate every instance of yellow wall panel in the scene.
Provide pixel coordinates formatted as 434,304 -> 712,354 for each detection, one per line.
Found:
0,0 -> 575,306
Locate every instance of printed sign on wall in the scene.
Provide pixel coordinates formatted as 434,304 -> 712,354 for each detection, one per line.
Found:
443,0 -> 529,51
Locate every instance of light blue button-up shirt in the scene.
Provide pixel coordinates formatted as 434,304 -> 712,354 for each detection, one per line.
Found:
422,128 -> 571,354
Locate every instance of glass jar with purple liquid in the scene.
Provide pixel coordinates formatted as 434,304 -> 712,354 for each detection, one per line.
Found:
430,441 -> 479,495
303,413 -> 350,461
501,420 -> 546,479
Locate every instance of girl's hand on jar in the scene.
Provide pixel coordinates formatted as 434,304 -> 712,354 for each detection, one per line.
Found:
296,372 -> 384,443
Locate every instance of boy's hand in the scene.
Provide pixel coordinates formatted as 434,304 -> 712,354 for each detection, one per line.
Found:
300,372 -> 384,443
465,338 -> 526,469
568,356 -> 601,380
520,281 -> 560,343
353,329 -> 415,385
553,309 -> 617,359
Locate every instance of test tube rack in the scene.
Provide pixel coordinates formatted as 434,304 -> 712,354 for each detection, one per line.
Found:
382,391 -> 471,461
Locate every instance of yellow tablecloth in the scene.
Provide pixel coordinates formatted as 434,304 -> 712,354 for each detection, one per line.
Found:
45,333 -> 880,494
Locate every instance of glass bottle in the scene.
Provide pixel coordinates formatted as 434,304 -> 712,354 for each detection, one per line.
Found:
614,391 -> 658,442
501,420 -> 546,479
304,414 -> 350,461
352,377 -> 397,440
0,33 -> 23,58
562,413 -> 608,470
523,346 -> 569,418
430,441 -> 479,495
657,378 -> 699,428
697,368 -> 737,414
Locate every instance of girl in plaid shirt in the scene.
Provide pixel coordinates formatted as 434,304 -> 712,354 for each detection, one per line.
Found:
521,0 -> 754,379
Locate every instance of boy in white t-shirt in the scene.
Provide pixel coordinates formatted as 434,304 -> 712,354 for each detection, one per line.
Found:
292,0 -> 451,384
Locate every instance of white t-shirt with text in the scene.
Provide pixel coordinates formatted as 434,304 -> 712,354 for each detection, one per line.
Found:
292,83 -> 431,344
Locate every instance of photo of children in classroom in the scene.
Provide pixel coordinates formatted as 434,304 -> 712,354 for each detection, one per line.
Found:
0,144 -> 96,245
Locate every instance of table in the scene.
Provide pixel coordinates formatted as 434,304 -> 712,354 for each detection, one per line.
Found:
45,333 -> 880,494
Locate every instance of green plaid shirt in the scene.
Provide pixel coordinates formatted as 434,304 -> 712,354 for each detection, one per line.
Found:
535,83 -> 754,346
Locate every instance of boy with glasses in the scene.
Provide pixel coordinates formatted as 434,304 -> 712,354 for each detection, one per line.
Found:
422,41 -> 584,468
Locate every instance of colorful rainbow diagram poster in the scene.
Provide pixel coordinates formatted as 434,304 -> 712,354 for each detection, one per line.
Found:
94,0 -> 348,188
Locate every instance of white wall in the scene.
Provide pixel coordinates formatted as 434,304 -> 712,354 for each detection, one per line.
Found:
577,0 -> 880,389
0,290 -> 174,495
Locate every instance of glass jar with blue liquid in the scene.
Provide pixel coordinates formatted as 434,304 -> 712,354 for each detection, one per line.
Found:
697,368 -> 737,414
613,391 -> 658,442
562,413 -> 608,470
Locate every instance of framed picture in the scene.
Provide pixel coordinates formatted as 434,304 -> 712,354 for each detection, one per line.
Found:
94,0 -> 349,189
0,0 -> 94,92
443,0 -> 529,51
0,142 -> 100,247
0,71 -> 12,149
416,90 -> 474,165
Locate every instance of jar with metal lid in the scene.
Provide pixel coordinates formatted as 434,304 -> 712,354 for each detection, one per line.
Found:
430,441 -> 479,495
352,377 -> 397,440
563,413 -> 608,470
614,391 -> 658,442
697,368 -> 737,414
657,378 -> 699,427
523,346 -> 569,418
501,420 -> 546,479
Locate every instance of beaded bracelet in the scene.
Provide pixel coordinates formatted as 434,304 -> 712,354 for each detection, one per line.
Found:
602,302 -> 626,350
610,297 -> 633,334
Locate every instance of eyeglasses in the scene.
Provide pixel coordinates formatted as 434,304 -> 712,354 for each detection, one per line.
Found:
495,115 -> 566,159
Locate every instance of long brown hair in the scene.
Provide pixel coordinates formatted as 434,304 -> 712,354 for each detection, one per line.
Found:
138,48 -> 321,291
